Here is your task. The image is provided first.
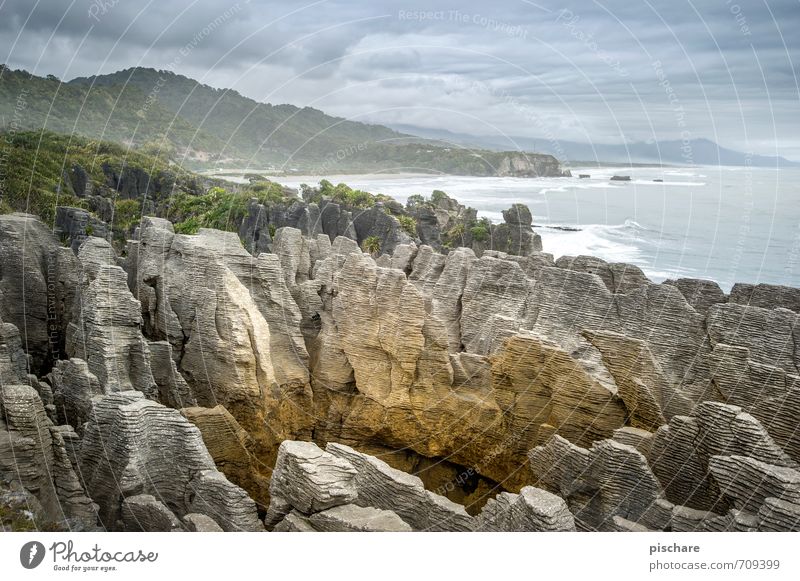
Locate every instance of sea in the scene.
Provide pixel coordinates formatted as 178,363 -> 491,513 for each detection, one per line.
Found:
212,166 -> 800,292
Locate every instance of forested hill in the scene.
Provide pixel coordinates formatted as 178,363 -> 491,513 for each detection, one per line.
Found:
68,67 -> 410,165
0,65 -> 566,176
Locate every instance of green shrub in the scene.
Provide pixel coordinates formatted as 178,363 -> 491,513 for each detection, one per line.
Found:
397,215 -> 417,236
470,224 -> 489,242
447,223 -> 465,239
113,199 -> 141,231
431,190 -> 448,204
362,235 -> 381,255
405,194 -> 426,208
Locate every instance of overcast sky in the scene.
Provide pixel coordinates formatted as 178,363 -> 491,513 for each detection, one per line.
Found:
2,0 -> 798,158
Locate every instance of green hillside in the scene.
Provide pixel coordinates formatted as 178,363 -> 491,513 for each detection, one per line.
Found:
0,66 -> 228,158
69,67 -> 408,165
0,129 -> 201,225
1,65 -> 565,176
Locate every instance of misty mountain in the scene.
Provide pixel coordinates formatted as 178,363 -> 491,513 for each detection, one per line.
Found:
389,123 -> 800,168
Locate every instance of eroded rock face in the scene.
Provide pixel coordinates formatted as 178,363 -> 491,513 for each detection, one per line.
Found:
67,238 -> 158,398
127,221 -> 314,505
729,283 -> 800,313
268,440 -> 358,516
529,436 -> 662,530
326,443 -> 474,531
476,486 -> 575,532
0,383 -> 96,530
268,441 -> 472,532
78,391 -> 262,531
4,208 -> 800,532
0,214 -> 79,374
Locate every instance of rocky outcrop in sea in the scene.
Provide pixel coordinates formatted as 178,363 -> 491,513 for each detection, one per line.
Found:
1,195 -> 799,532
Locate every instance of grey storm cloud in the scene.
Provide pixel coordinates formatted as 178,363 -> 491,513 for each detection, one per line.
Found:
1,0 -> 798,157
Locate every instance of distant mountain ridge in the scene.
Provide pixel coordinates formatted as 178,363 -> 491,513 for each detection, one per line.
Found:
389,123 -> 800,168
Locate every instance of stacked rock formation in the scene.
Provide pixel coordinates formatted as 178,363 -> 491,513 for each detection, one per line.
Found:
266,440 -> 572,532
2,197 -> 800,532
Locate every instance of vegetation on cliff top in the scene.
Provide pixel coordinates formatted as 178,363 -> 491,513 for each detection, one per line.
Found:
1,128 -> 490,256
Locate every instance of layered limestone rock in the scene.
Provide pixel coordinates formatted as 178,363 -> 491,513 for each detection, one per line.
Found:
707,303 -> 799,374
0,213 -> 79,373
47,358 -> 102,433
709,343 -> 800,463
66,238 -> 158,399
529,435 -> 662,530
646,401 -> 800,528
79,391 -> 262,531
267,440 -> 358,518
557,255 -> 650,294
664,278 -> 727,315
127,220 -> 314,505
0,316 -> 30,387
268,441 -> 471,532
0,383 -> 96,530
326,443 -> 474,531
460,256 -> 529,355
729,283 -> 800,313
306,504 -> 412,532
121,494 -> 182,532
5,204 -> 800,532
476,486 -> 575,531
180,405 -> 264,502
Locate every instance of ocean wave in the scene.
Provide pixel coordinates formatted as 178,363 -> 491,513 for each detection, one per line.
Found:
537,219 -> 689,283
